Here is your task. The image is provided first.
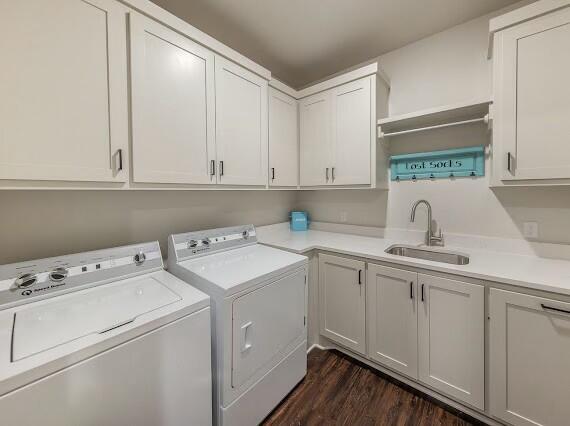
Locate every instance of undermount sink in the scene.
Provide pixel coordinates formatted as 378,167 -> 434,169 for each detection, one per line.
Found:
385,244 -> 470,265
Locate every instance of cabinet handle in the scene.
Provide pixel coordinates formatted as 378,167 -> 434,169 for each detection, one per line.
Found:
331,167 -> 335,181
507,152 -> 514,174
358,269 -> 362,285
210,160 -> 216,176
421,284 -> 425,302
117,149 -> 123,172
410,281 -> 414,299
219,161 -> 224,176
541,303 -> 570,316
325,167 -> 329,181
271,167 -> 275,180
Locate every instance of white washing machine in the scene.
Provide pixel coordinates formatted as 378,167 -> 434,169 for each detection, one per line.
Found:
168,225 -> 308,426
0,241 -> 212,426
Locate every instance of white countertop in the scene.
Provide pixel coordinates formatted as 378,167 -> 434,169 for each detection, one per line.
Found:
257,225 -> 570,296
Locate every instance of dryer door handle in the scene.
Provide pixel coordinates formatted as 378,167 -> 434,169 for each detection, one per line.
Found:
240,321 -> 253,353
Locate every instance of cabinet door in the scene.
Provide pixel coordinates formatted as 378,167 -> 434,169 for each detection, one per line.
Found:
215,56 -> 268,186
490,289 -> 570,426
496,8 -> 570,180
0,0 -> 127,183
367,264 -> 418,379
268,88 -> 298,187
331,77 -> 372,185
130,13 -> 215,185
418,274 -> 484,409
300,92 -> 332,186
318,254 -> 365,355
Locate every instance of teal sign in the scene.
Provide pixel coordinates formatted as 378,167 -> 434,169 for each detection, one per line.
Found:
390,146 -> 485,181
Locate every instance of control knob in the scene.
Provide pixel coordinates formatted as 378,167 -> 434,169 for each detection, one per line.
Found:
187,240 -> 198,248
49,267 -> 68,282
133,251 -> 146,265
15,273 -> 37,289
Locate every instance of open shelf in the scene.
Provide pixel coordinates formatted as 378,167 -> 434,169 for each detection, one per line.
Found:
378,98 -> 492,138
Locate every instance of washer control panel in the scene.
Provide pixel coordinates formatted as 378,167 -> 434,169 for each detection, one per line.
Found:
0,241 -> 163,310
170,224 -> 257,261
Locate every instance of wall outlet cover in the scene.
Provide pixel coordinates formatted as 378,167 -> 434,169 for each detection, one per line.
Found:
522,221 -> 539,239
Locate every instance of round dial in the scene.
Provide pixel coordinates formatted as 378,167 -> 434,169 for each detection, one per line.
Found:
187,240 -> 198,248
133,251 -> 146,265
49,267 -> 68,282
15,273 -> 37,289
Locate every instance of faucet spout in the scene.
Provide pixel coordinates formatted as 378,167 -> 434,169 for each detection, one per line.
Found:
410,200 -> 443,247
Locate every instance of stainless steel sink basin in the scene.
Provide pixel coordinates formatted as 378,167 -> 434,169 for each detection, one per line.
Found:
385,245 -> 470,265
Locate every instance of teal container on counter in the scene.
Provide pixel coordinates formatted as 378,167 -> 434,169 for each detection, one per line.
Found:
290,211 -> 309,231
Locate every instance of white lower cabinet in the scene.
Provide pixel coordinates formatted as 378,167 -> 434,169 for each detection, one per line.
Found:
417,274 -> 485,410
318,254 -> 366,355
490,289 -> 570,426
365,265 -> 484,409
367,264 -> 418,379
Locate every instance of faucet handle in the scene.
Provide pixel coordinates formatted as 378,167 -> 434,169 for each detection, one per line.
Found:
431,228 -> 444,246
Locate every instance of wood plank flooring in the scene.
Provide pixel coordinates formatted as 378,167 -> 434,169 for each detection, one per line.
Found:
262,349 -> 481,426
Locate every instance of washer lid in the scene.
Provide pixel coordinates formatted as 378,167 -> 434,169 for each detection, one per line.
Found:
11,277 -> 181,361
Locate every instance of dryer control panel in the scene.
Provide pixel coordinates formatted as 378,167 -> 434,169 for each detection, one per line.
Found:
169,225 -> 257,262
0,242 -> 163,310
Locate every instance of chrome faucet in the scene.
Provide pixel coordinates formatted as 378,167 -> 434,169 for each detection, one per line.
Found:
410,200 -> 444,246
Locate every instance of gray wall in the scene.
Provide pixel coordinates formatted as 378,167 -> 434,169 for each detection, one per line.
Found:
0,191 -> 296,264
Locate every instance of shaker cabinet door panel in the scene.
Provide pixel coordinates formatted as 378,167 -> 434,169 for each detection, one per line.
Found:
496,8 -> 570,181
269,88 -> 298,187
130,13 -> 215,185
0,0 -> 128,183
367,264 -> 418,379
300,93 -> 332,186
318,254 -> 366,355
418,274 -> 484,409
490,289 -> 570,426
331,77 -> 372,185
215,57 -> 268,186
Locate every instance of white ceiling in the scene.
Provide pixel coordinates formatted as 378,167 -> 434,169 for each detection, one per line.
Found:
150,0 -> 521,88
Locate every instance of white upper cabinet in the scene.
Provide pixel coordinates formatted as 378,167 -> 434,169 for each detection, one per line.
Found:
492,4 -> 570,184
215,56 -> 268,186
417,274 -> 484,409
268,88 -> 298,187
318,254 -> 366,355
490,289 -> 570,426
367,264 -> 418,379
331,77 -> 372,185
0,0 -> 128,184
299,92 -> 332,186
130,13 -> 215,185
299,65 -> 387,189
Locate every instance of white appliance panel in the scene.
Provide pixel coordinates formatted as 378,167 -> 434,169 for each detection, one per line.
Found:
13,277 -> 180,360
231,268 -> 306,388
1,310 -> 212,426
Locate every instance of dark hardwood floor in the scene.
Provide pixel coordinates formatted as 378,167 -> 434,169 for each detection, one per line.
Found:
262,349 -> 481,426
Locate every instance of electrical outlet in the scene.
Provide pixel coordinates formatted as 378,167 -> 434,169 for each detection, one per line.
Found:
340,212 -> 348,223
522,221 -> 539,239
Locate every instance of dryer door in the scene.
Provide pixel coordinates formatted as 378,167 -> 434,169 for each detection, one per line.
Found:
231,267 -> 306,389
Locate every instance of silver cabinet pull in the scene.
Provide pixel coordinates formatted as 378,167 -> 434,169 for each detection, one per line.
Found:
219,161 -> 224,176
210,160 -> 216,176
271,167 -> 275,180
331,167 -> 335,181
421,284 -> 425,302
117,149 -> 123,172
507,152 -> 514,174
325,167 -> 329,181
358,269 -> 362,285
541,304 -> 570,316
410,281 -> 414,299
